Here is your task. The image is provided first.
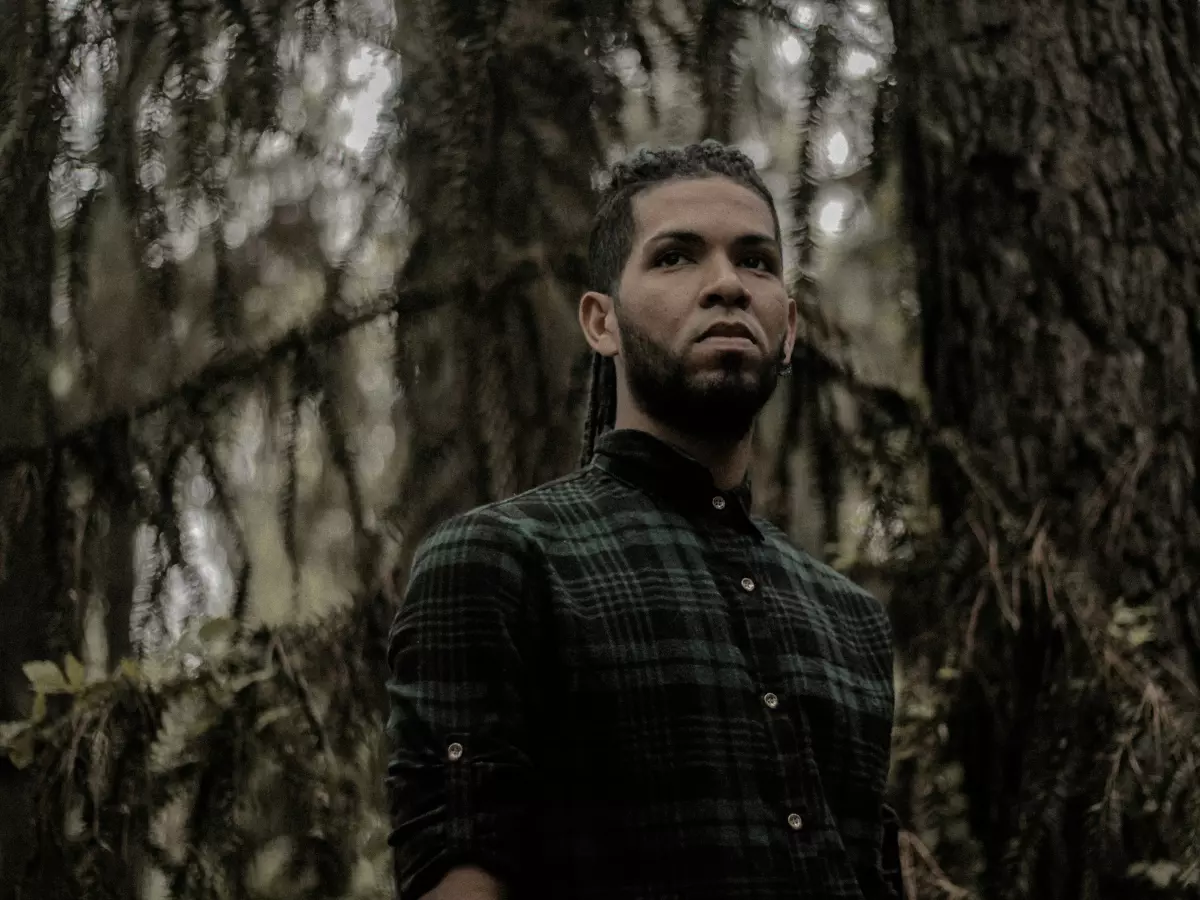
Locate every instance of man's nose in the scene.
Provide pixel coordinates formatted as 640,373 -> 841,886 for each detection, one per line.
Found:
702,258 -> 750,308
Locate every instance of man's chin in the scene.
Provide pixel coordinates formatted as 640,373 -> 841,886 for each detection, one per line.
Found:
688,369 -> 765,395
682,381 -> 773,426
674,410 -> 758,444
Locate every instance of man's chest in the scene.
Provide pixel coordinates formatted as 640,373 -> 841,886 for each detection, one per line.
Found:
532,527 -> 894,810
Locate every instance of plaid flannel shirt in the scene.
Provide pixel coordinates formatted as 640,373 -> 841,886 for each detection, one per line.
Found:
387,429 -> 902,900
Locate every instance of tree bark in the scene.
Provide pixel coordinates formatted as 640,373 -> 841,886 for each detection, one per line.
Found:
889,0 -> 1200,895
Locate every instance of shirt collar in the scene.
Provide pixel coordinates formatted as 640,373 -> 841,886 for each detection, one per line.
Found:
591,429 -> 761,537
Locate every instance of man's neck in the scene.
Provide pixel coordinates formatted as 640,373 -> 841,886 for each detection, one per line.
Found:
613,405 -> 753,492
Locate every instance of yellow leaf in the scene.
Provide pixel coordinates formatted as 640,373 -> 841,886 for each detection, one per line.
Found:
1112,605 -> 1138,626
255,707 -> 292,732
23,661 -> 68,694
1127,625 -> 1154,647
31,692 -> 46,725
229,668 -> 275,693
119,659 -> 141,681
1145,860 -> 1181,888
65,654 -> 86,689
198,617 -> 238,645
6,729 -> 34,770
0,722 -> 29,747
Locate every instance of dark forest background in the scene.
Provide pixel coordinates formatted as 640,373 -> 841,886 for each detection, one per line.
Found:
1,1 -> 1198,898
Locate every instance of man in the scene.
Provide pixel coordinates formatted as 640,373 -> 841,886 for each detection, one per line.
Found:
387,142 -> 903,900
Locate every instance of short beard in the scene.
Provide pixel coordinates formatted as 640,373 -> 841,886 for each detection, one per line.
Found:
617,312 -> 788,444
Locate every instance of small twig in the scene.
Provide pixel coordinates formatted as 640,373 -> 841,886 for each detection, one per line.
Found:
961,585 -> 987,669
196,417 -> 251,620
901,825 -> 918,900
268,634 -> 332,761
900,830 -> 973,899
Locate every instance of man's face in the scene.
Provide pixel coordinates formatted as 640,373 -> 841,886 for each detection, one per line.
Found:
610,176 -> 796,442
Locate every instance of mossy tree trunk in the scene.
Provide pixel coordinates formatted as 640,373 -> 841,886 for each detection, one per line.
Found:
889,0 -> 1200,896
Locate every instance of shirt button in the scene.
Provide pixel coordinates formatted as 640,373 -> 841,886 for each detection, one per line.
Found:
447,742 -> 464,761
741,576 -> 756,592
712,496 -> 726,511
788,813 -> 804,831
763,692 -> 779,709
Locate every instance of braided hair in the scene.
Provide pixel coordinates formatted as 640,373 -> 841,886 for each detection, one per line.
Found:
579,140 -> 781,467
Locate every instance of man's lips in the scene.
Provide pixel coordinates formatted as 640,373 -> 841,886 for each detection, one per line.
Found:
698,322 -> 758,346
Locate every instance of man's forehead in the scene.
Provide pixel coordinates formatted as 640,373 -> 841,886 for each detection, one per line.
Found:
632,176 -> 776,241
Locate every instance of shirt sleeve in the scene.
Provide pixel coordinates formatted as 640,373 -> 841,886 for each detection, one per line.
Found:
385,510 -> 538,899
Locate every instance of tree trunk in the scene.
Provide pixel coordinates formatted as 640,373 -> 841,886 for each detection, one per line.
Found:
0,0 -> 66,891
386,0 -> 605,579
889,0 -> 1200,896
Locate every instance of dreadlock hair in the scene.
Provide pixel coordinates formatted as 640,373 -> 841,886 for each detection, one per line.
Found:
578,140 -> 782,467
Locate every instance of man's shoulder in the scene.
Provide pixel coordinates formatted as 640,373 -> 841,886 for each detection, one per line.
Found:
754,518 -> 882,607
754,521 -> 894,663
419,467 -> 608,552
489,466 -> 609,518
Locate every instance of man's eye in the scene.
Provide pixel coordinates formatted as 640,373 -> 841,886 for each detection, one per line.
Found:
655,250 -> 689,267
741,255 -> 772,271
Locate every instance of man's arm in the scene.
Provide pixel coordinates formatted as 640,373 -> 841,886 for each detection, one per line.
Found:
386,511 -> 536,900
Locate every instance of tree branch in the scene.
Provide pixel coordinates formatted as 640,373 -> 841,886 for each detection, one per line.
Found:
0,283 -> 453,469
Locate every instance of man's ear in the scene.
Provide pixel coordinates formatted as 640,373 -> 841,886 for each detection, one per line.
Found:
579,290 -> 620,357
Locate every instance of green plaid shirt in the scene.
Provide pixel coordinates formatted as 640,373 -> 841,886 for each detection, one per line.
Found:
387,429 -> 901,900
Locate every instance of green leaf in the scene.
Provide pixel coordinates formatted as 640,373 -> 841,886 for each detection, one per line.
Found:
23,661 -> 69,694
65,654 -> 86,689
118,659 -> 141,681
30,692 -> 46,724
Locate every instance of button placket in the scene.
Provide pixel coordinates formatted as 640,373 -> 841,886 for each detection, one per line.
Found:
731,564 -> 809,843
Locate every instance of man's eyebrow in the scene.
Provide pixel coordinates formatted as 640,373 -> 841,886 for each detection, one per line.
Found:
644,229 -> 705,247
644,229 -> 779,250
732,233 -> 779,249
